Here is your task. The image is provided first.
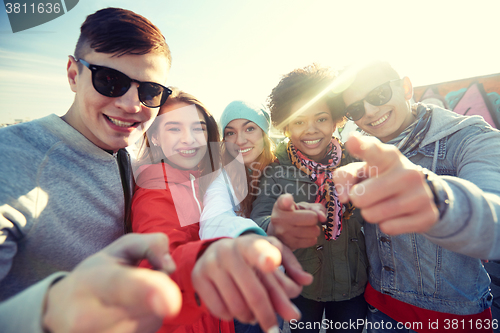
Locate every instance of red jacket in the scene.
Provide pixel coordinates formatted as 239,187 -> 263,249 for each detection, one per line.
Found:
131,162 -> 234,333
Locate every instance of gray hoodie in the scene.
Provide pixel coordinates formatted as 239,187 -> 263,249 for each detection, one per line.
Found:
0,114 -> 125,332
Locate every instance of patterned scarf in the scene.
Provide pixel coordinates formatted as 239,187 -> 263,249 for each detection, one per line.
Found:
287,137 -> 354,240
386,103 -> 433,157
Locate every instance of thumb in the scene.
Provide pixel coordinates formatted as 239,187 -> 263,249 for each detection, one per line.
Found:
101,266 -> 183,319
103,233 -> 176,274
274,193 -> 297,212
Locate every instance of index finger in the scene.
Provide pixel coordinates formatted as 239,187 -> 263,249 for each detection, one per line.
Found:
345,133 -> 401,174
295,202 -> 327,223
272,209 -> 322,228
274,193 -> 301,212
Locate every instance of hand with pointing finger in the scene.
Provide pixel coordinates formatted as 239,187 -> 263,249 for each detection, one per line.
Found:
332,133 -> 439,235
267,193 -> 327,250
42,233 -> 182,333
192,234 -> 313,333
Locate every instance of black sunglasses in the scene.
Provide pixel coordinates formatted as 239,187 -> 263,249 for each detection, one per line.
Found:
77,58 -> 172,108
345,79 -> 402,121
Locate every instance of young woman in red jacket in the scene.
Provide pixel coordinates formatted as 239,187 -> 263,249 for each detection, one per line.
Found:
131,88 -> 313,333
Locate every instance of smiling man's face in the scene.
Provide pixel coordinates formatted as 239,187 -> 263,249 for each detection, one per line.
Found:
343,68 -> 414,143
66,51 -> 169,151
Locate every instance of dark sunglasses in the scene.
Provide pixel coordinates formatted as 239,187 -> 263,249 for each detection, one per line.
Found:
77,58 -> 172,108
345,79 -> 402,121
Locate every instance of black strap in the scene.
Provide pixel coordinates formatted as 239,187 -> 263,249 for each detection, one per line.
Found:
116,149 -> 134,233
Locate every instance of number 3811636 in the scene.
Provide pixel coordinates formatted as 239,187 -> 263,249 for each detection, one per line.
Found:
443,318 -> 498,330
5,3 -> 61,14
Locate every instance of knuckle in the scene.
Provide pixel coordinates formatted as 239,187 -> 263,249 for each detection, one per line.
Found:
425,208 -> 439,224
246,290 -> 266,309
191,264 -> 203,282
408,169 -> 425,184
273,224 -> 286,237
209,303 -> 227,319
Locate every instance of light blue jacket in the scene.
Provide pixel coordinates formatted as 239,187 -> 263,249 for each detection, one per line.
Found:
366,105 -> 499,315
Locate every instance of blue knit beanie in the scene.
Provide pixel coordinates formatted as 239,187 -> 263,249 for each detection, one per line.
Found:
220,100 -> 270,135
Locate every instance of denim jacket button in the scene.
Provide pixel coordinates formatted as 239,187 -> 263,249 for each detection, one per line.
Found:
380,237 -> 390,243
383,266 -> 394,272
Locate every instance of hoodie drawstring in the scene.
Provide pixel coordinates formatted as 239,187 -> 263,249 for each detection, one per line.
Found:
190,173 -> 202,214
431,139 -> 440,173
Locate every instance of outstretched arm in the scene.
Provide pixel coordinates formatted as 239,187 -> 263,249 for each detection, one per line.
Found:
132,177 -> 313,333
200,171 -> 266,239
0,233 -> 181,333
333,133 -> 500,259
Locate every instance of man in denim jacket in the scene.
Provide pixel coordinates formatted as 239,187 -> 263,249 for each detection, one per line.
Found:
333,61 -> 499,332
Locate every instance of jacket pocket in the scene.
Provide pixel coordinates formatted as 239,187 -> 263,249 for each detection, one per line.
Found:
297,253 -> 322,276
348,220 -> 369,287
297,253 -> 323,298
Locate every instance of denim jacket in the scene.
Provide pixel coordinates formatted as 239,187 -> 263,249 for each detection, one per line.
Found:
366,105 -> 498,315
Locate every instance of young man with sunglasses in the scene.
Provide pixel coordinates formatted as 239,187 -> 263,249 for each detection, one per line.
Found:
0,8 -> 311,333
332,61 -> 500,332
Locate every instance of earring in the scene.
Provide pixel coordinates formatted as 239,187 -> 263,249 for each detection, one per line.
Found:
284,130 -> 291,137
152,142 -> 158,147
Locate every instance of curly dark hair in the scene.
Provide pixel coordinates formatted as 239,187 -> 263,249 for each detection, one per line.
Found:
267,63 -> 346,131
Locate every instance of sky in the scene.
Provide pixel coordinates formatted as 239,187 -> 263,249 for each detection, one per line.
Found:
1,0 -> 499,125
